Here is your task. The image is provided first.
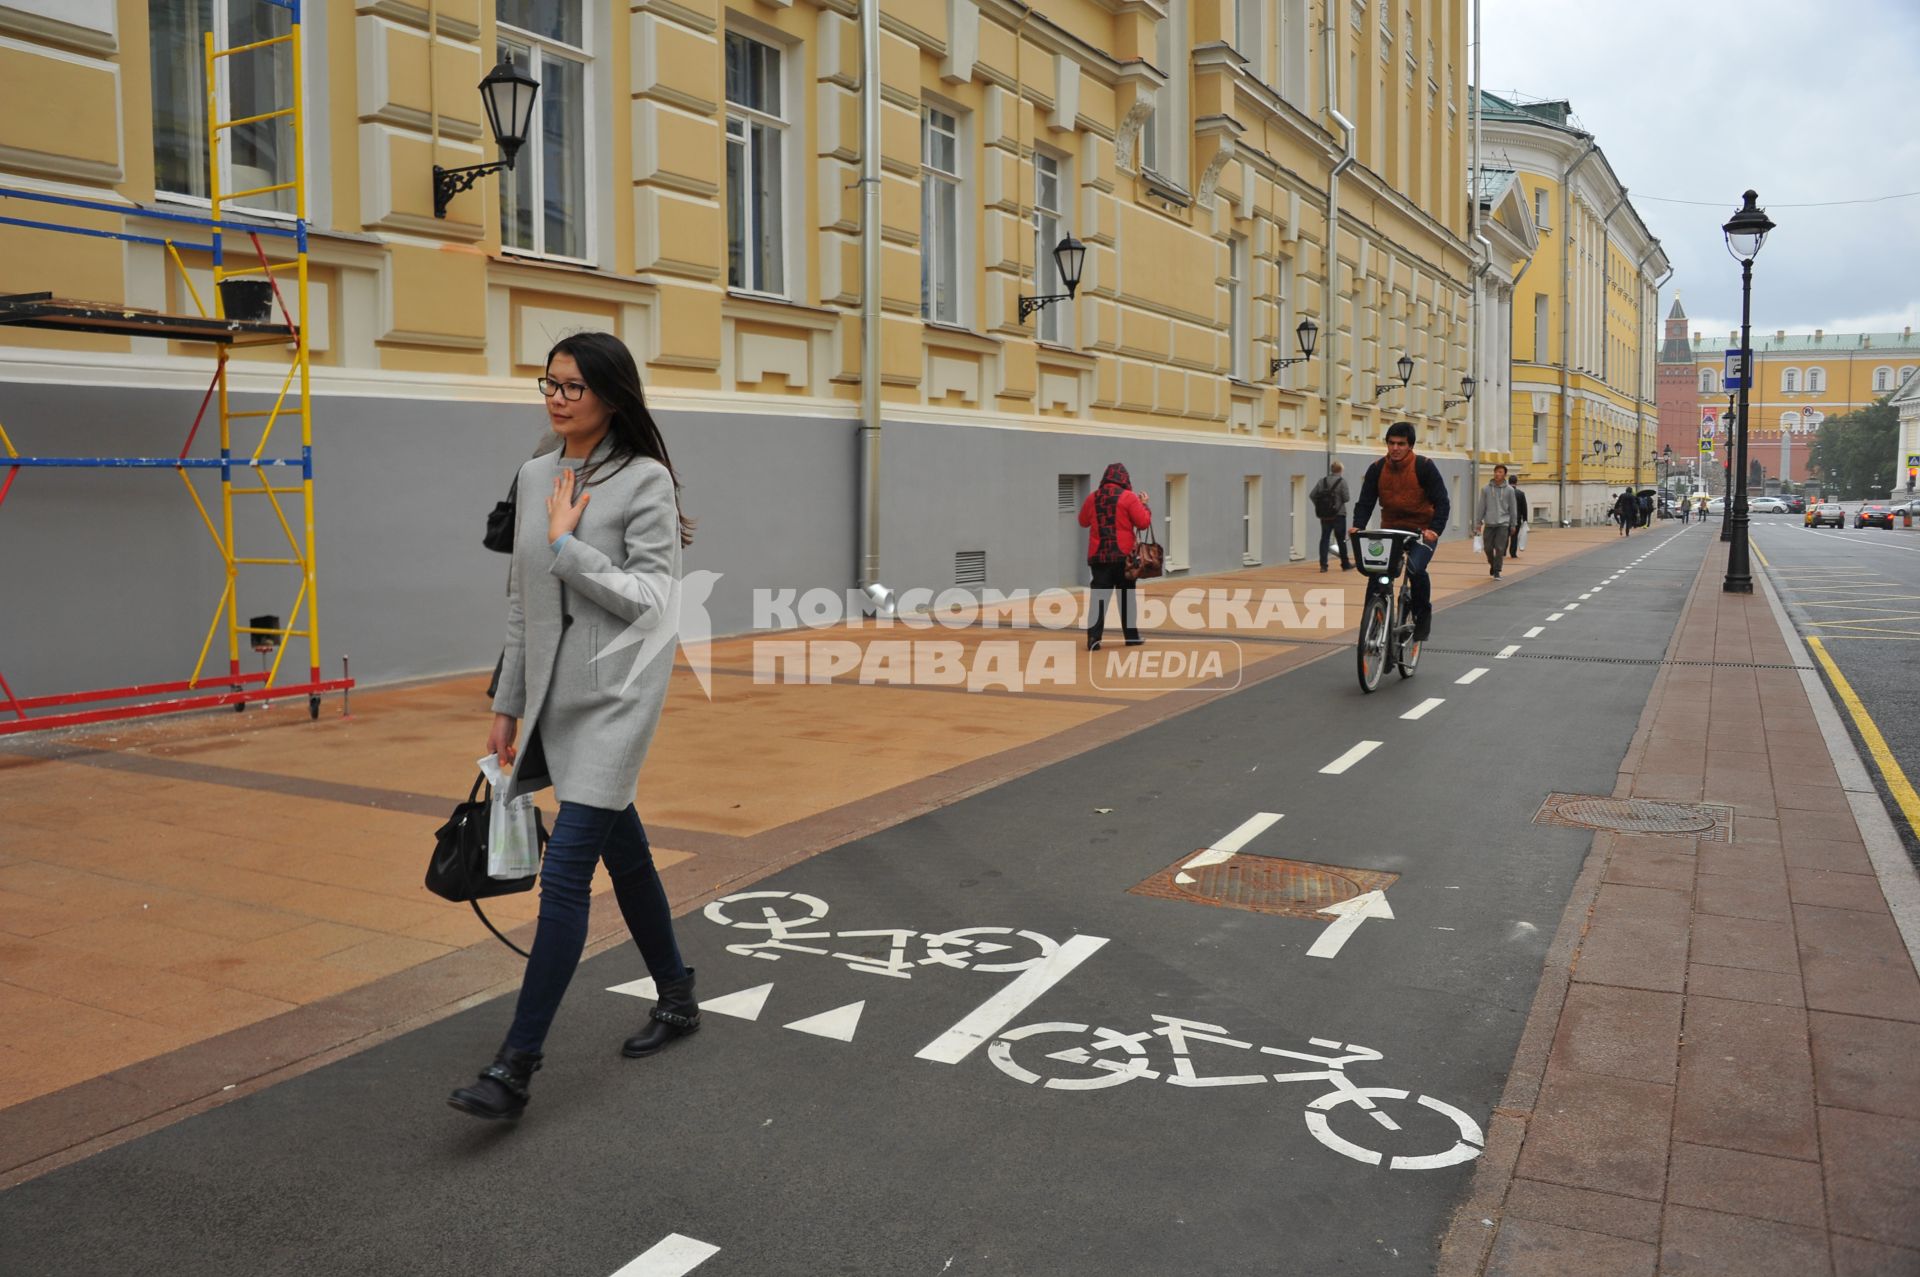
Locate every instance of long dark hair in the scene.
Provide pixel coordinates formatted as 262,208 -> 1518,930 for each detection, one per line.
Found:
547,331 -> 695,546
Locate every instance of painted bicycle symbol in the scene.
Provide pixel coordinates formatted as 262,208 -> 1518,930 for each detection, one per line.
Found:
987,1015 -> 1485,1171
703,890 -> 1061,978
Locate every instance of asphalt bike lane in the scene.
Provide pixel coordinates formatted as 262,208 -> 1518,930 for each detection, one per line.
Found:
0,529 -> 1707,1277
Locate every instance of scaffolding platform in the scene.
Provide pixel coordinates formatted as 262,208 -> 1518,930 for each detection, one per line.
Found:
0,291 -> 296,346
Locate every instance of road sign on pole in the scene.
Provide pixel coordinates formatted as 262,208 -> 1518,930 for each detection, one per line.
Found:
1698,439 -> 1712,455
1723,349 -> 1748,391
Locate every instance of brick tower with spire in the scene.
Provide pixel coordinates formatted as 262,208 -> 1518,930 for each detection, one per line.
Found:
1656,295 -> 1705,490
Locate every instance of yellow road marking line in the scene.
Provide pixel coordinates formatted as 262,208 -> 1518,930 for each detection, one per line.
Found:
1753,542 -> 1771,568
1815,635 -> 1920,641
1807,637 -> 1920,839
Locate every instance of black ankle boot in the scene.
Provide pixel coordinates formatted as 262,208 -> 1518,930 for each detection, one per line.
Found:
447,1048 -> 542,1120
622,968 -> 700,1058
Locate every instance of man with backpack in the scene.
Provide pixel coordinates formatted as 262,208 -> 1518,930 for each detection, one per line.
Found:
1352,422 -> 1451,642
1309,461 -> 1352,572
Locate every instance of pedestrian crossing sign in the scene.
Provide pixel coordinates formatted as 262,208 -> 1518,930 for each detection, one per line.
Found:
1698,439 -> 1712,455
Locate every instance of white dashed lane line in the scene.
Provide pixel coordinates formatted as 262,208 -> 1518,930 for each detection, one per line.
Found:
1548,612 -> 1565,621
1524,626 -> 1545,638
1456,667 -> 1489,685
613,1234 -> 722,1277
1401,698 -> 1445,720
1496,644 -> 1521,659
1320,740 -> 1383,775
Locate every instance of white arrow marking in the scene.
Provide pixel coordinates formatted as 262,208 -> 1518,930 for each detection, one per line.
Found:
1400,698 -> 1444,721
611,1233 -> 720,1276
700,983 -> 774,1021
1306,890 -> 1395,959
784,1001 -> 865,1041
607,976 -> 658,1000
1319,741 -> 1382,775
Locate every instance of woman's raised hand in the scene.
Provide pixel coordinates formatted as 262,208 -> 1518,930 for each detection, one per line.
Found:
547,468 -> 590,544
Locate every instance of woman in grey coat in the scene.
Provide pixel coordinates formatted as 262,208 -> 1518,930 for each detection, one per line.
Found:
450,332 -> 698,1121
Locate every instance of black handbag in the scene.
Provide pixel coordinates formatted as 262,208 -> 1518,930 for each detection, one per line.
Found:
426,771 -> 547,957
483,476 -> 516,553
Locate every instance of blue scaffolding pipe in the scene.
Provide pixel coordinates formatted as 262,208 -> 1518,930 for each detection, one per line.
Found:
0,186 -> 303,241
0,458 -> 305,469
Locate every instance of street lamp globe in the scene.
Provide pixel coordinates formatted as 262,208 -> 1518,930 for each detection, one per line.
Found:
479,54 -> 541,166
1395,352 -> 1415,386
1295,316 -> 1319,359
1723,190 -> 1775,264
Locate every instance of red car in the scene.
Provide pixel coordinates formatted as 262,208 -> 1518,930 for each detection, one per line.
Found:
1855,503 -> 1894,529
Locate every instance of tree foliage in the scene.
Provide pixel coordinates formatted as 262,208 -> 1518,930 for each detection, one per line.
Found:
1805,397 -> 1898,497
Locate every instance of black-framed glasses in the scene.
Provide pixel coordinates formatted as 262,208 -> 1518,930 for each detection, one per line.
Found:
537,377 -> 588,402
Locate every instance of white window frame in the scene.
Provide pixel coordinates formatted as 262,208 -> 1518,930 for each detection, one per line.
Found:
150,0 -> 303,220
1032,147 -> 1073,346
498,5 -> 596,265
1243,474 -> 1263,565
1145,0 -> 1189,188
724,26 -> 796,298
1874,365 -> 1892,392
1277,0 -> 1310,108
921,103 -> 968,327
1782,367 -> 1799,392
1227,235 -> 1249,381
1533,186 -> 1550,229
1273,252 -> 1296,389
1807,366 -> 1826,392
1901,365 -> 1917,386
1164,473 -> 1190,571
1699,367 -> 1717,393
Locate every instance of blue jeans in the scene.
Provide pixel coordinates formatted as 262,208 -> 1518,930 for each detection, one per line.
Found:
1405,539 -> 1435,618
1318,518 -> 1350,569
504,801 -> 686,1055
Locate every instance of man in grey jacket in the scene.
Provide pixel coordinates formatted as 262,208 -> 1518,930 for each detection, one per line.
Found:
1309,460 -> 1352,572
1476,464 -> 1517,578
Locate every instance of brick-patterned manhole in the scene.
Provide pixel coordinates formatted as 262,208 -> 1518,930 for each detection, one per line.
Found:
1130,853 -> 1399,919
1533,794 -> 1734,842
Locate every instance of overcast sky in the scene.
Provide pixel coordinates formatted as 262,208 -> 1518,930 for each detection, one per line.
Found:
1480,0 -> 1920,345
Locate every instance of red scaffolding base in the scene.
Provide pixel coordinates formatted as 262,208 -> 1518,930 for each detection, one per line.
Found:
0,668 -> 353,736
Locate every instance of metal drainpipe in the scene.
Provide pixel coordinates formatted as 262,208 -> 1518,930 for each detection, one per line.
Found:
1325,12 -> 1355,476
1467,0 -> 1485,501
856,0 -> 882,592
1636,251 -> 1671,492
1558,138 -> 1597,525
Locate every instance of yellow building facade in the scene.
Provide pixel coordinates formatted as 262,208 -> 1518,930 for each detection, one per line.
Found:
1479,93 -> 1666,527
1,0 -> 1481,693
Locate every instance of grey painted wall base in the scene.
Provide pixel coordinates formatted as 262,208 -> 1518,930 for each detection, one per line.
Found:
0,380 -> 1475,704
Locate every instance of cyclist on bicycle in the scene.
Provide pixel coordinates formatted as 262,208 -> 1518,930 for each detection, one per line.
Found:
1351,421 -> 1450,642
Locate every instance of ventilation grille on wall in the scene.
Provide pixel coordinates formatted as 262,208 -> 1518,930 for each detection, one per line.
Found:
1058,475 -> 1081,513
955,550 -> 987,586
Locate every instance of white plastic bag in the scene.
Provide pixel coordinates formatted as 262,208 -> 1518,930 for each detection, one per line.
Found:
478,753 -> 540,880
1517,523 -> 1529,551
1471,534 -> 1483,553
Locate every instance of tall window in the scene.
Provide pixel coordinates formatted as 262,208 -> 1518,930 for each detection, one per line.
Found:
1144,0 -> 1188,184
1243,475 -> 1263,563
921,106 -> 963,325
1807,366 -> 1826,392
1902,365 -> 1917,387
1699,367 -> 1717,393
1277,0 -> 1310,107
726,31 -> 787,295
1533,293 -> 1549,361
1234,0 -> 1264,79
1227,236 -> 1248,380
1873,366 -> 1892,392
1533,187 -> 1550,228
1273,253 -> 1295,389
1032,150 -> 1069,345
1782,368 -> 1799,392
149,0 -> 296,215
498,0 -> 590,260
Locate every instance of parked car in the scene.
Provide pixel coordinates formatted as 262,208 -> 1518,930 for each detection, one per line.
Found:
1748,496 -> 1789,513
1707,496 -> 1727,515
1783,495 -> 1807,513
1855,502 -> 1895,529
1807,503 -> 1847,528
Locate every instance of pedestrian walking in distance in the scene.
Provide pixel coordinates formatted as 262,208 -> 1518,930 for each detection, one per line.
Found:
1614,488 -> 1637,536
1475,464 -> 1516,578
1078,462 -> 1150,650
1309,461 -> 1352,572
1509,485 -> 1529,557
450,332 -> 700,1122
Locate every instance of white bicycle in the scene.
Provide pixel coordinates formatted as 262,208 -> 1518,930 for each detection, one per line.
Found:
703,890 -> 1062,978
987,1014 -> 1485,1171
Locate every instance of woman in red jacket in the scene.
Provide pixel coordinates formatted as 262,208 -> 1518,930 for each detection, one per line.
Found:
1078,462 -> 1151,649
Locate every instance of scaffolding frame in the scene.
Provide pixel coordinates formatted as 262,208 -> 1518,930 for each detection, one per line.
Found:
0,0 -> 351,735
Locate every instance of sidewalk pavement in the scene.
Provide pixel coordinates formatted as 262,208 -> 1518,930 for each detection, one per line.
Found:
1442,536 -> 1920,1277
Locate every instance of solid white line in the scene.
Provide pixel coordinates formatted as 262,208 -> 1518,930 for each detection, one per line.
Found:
1456,667 -> 1489,685
1401,698 -> 1445,720
1524,626 -> 1545,638
1496,644 -> 1521,659
915,933 -> 1109,1064
1320,740 -> 1383,775
611,1234 -> 722,1277
1548,612 -> 1565,621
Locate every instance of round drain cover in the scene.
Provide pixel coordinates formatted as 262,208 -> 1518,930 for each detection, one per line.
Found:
1556,798 -> 1718,834
1181,859 -> 1361,912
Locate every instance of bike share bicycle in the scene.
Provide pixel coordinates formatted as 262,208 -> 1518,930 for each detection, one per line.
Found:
1350,527 -> 1425,693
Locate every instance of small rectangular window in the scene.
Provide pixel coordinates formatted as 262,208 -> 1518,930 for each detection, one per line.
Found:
1534,187 -> 1550,228
1228,236 -> 1248,381
1534,293 -> 1550,362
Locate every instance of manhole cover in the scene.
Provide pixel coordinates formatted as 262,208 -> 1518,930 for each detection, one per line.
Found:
1534,794 -> 1734,841
1130,853 -> 1398,919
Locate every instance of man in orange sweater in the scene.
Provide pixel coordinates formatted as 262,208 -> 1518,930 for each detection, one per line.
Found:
1351,421 -> 1451,642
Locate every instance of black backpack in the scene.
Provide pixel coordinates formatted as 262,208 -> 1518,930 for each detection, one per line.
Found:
1311,478 -> 1340,519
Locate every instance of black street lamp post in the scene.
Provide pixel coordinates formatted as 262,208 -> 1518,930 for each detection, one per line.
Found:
1720,391 -> 1736,538
1721,190 -> 1774,591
